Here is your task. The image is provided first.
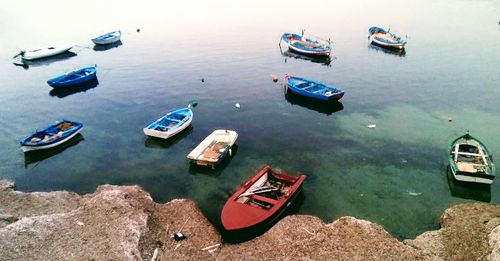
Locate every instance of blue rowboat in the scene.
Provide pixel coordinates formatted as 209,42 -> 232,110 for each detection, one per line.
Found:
368,26 -> 406,49
285,75 -> 344,101
47,65 -> 97,88
143,107 -> 193,139
20,120 -> 83,152
280,33 -> 331,56
92,30 -> 121,45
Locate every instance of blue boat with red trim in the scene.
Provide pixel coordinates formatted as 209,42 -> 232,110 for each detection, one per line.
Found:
368,26 -> 406,49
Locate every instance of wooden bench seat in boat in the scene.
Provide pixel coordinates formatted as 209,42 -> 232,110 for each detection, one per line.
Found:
249,194 -> 278,205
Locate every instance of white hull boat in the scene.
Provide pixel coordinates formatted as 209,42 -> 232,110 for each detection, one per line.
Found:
20,43 -> 75,60
187,129 -> 238,169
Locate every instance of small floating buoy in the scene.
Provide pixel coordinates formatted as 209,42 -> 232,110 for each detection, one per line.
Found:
136,28 -> 140,32
235,103 -> 240,109
367,124 -> 376,129
271,74 -> 278,82
448,117 -> 452,122
201,78 -> 205,83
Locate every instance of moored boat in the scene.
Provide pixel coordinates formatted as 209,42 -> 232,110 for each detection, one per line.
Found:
285,75 -> 344,101
143,107 -> 193,139
368,26 -> 406,49
449,132 -> 495,184
280,32 -> 331,56
47,65 -> 97,88
187,129 -> 238,169
221,165 -> 306,232
19,43 -> 75,60
20,120 -> 83,152
92,30 -> 122,45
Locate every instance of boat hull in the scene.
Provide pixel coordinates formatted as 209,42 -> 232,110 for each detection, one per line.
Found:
448,133 -> 495,184
21,121 -> 83,152
187,130 -> 238,169
92,31 -> 122,45
368,26 -> 406,50
449,160 -> 494,184
47,66 -> 97,88
221,165 -> 306,232
286,76 -> 344,101
21,44 -> 74,60
143,108 -> 193,139
281,33 -> 331,56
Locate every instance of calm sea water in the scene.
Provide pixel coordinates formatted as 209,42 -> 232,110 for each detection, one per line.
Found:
1,0 -> 499,240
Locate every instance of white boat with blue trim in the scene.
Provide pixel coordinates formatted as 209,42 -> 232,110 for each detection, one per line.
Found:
143,107 -> 193,139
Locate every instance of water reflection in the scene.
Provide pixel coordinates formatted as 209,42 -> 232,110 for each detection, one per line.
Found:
285,91 -> 344,115
93,40 -> 123,52
49,78 -> 99,98
279,45 -> 332,66
446,166 -> 491,202
143,125 -> 193,149
24,133 -> 84,168
12,51 -> 78,70
188,144 -> 238,176
368,44 -> 406,57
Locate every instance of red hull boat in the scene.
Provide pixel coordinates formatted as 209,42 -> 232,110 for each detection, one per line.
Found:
221,165 -> 306,231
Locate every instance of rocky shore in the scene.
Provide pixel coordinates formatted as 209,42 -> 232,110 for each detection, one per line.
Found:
1,179 -> 499,260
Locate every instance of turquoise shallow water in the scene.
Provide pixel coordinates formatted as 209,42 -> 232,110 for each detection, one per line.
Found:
1,0 -> 499,240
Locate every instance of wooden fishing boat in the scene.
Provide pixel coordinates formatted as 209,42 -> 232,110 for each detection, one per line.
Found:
187,130 -> 238,169
368,26 -> 406,49
285,75 -> 344,101
221,165 -> 306,232
143,107 -> 193,139
20,120 -> 83,152
19,43 -> 75,60
449,132 -> 495,184
47,65 -> 97,88
280,32 -> 331,56
92,30 -> 122,45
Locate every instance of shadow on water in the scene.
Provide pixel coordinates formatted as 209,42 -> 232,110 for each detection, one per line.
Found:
49,78 -> 99,98
284,91 -> 344,115
446,166 -> 491,202
188,145 -> 239,177
12,51 -> 78,70
279,45 -> 332,66
92,40 -> 123,52
24,133 -> 85,168
368,44 -> 406,57
221,191 -> 306,244
143,125 -> 193,149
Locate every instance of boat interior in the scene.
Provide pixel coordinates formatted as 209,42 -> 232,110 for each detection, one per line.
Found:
452,143 -> 489,173
153,113 -> 187,131
199,140 -> 229,161
236,171 -> 296,210
294,81 -> 333,95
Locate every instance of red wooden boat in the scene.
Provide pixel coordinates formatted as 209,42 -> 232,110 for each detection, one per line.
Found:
221,165 -> 306,232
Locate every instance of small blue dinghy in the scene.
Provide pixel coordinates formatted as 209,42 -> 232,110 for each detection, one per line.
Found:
280,32 -> 331,56
143,107 -> 193,139
47,65 -> 97,88
285,75 -> 344,101
20,120 -> 83,152
92,30 -> 121,45
368,26 -> 406,49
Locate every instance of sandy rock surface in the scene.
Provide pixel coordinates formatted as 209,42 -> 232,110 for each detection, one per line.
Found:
1,179 -> 499,260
